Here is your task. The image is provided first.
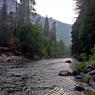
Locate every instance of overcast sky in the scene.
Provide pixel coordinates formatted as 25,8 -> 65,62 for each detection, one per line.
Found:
35,0 -> 77,24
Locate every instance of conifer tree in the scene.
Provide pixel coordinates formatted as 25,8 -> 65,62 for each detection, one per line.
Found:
50,21 -> 56,41
44,16 -> 50,38
0,0 -> 9,46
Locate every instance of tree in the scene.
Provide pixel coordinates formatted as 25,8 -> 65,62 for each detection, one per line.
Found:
17,21 -> 44,58
71,0 -> 95,59
44,16 -> 50,38
17,0 -> 36,26
50,21 -> 56,41
0,0 -> 10,46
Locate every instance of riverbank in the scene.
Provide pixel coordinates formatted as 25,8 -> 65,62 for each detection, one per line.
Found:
0,54 -> 28,63
72,59 -> 95,95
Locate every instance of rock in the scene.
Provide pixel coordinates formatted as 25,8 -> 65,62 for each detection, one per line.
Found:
75,75 -> 83,80
72,70 -> 81,76
0,67 -> 2,75
86,66 -> 95,70
58,70 -> 72,76
89,70 -> 95,75
11,73 -> 22,77
81,66 -> 95,74
74,86 -> 85,92
0,55 -> 26,63
65,60 -> 72,63
81,68 -> 92,74
89,76 -> 95,89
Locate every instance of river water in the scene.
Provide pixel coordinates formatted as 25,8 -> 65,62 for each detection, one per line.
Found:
0,58 -> 84,95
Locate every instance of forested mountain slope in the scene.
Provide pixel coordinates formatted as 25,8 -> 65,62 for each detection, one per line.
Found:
31,14 -> 72,46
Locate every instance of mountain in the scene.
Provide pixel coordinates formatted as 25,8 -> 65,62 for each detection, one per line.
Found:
31,14 -> 72,46
56,20 -> 72,46
0,0 -> 17,12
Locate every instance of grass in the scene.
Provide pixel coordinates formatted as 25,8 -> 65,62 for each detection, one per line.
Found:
74,62 -> 87,71
91,91 -> 95,95
84,74 -> 92,83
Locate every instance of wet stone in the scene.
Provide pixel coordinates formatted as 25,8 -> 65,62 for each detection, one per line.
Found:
59,70 -> 72,76
74,86 -> 85,92
65,60 -> 72,63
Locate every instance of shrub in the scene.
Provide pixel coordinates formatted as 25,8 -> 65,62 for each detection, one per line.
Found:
91,91 -> 95,95
74,62 -> 87,71
84,74 -> 92,83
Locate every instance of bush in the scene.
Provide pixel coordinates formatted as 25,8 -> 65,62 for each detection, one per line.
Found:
16,21 -> 44,57
74,46 -> 95,71
91,91 -> 95,95
80,53 -> 87,61
84,74 -> 91,83
74,62 -> 87,71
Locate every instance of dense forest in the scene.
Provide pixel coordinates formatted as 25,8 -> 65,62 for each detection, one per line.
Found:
71,0 -> 95,91
72,0 -> 95,60
0,0 -> 65,58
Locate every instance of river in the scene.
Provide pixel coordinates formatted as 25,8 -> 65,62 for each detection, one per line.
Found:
0,58 -> 84,95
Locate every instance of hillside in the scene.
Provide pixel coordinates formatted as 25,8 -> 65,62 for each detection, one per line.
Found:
31,14 -> 72,46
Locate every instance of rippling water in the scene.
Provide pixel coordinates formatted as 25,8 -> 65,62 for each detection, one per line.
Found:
0,58 -> 84,95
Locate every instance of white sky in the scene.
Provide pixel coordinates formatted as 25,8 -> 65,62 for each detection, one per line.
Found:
35,0 -> 77,24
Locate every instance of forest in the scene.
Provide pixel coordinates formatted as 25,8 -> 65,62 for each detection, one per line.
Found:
72,0 -> 95,61
0,0 -> 65,59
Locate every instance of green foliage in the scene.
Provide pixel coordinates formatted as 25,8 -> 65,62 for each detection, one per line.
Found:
80,53 -> 87,62
47,41 -> 59,57
91,91 -> 95,95
84,74 -> 91,83
74,62 -> 87,71
74,46 -> 95,71
0,0 -> 12,46
16,21 -> 44,57
71,0 -> 95,58
50,21 -> 56,41
44,16 -> 50,38
16,21 -> 60,58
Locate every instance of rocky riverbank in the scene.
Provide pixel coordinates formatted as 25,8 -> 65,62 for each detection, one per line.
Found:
70,59 -> 95,95
57,59 -> 95,95
0,54 -> 28,63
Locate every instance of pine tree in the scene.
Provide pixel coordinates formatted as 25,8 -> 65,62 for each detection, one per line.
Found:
71,0 -> 95,58
50,21 -> 56,41
0,0 -> 9,46
44,16 -> 50,38
17,0 -> 36,26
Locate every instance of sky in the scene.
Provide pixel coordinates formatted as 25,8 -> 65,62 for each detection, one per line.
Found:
35,0 -> 77,24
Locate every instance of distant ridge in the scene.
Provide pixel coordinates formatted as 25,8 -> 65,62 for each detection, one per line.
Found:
31,14 -> 72,46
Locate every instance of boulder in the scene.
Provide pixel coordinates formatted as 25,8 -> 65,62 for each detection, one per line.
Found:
75,75 -> 84,82
81,66 -> 95,74
89,76 -> 95,89
81,68 -> 92,74
11,73 -> 22,77
72,70 -> 81,76
0,67 -> 2,75
89,70 -> 95,75
65,60 -> 72,63
74,86 -> 85,92
86,66 -> 95,70
58,70 -> 72,76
